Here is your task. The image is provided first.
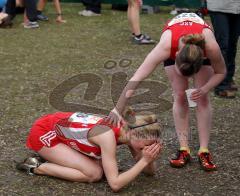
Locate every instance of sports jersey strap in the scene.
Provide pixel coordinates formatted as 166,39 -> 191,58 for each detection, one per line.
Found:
96,119 -> 121,143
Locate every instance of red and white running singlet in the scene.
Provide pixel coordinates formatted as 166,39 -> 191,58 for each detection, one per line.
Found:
26,112 -> 121,159
162,13 -> 212,59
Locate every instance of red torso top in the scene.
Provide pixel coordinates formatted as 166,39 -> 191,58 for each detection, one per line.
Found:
43,112 -> 121,159
162,13 -> 211,59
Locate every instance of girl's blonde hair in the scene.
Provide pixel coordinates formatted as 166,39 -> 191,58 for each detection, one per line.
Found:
122,107 -> 162,139
176,34 -> 205,76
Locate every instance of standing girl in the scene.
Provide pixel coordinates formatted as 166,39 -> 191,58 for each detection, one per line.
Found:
106,13 -> 226,171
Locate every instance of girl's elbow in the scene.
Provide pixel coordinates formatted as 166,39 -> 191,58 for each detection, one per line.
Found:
109,180 -> 122,192
110,183 -> 121,192
111,186 -> 121,192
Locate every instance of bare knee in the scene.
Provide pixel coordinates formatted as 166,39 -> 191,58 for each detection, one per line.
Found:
87,168 -> 103,183
174,92 -> 188,106
197,95 -> 210,108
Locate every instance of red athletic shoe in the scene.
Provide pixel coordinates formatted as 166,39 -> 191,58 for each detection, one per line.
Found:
198,152 -> 217,171
170,150 -> 191,168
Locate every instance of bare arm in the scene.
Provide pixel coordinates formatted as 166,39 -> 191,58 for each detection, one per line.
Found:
89,128 -> 161,192
106,31 -> 171,126
115,31 -> 171,113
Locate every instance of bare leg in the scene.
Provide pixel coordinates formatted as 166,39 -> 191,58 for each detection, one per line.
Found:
193,66 -> 214,149
35,162 -> 91,182
128,0 -> 141,35
37,0 -> 47,11
53,0 -> 66,23
35,143 -> 103,182
23,10 -> 28,24
165,66 -> 189,148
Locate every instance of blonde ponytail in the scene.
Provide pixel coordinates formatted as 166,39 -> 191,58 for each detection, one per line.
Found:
182,34 -> 205,49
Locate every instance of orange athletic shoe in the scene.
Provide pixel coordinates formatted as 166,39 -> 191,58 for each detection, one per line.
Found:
170,150 -> 191,168
198,152 -> 217,171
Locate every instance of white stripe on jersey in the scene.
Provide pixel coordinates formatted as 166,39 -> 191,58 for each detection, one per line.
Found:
40,131 -> 57,147
55,124 -> 96,147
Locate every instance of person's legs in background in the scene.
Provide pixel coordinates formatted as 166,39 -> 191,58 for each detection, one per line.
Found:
227,13 -> 240,91
36,0 -> 49,21
128,0 -> 141,37
210,11 -> 239,98
0,0 -> 12,27
86,0 -> 101,14
5,0 -> 15,19
36,0 -> 66,23
1,0 -> 26,27
23,0 -> 39,28
53,0 -> 66,23
79,0 -> 101,16
4,0 -> 29,27
128,0 -> 155,44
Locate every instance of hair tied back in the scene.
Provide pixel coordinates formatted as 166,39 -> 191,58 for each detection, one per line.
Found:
182,34 -> 205,50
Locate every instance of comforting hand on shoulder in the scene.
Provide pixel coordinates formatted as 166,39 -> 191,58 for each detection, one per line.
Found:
105,108 -> 126,128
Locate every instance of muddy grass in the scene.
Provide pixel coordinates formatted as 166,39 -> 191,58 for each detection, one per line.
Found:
0,3 -> 239,195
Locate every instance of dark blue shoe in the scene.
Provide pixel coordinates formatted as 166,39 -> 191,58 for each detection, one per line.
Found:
132,34 -> 156,45
37,14 -> 49,21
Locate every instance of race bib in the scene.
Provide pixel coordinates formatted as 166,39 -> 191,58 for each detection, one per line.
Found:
69,112 -> 102,124
168,13 -> 205,27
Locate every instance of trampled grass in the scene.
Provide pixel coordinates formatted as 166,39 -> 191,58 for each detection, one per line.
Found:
0,3 -> 239,195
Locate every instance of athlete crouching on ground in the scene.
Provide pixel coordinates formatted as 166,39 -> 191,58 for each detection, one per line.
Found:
16,108 -> 162,192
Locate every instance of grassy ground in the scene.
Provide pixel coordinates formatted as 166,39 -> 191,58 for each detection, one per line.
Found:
0,3 -> 240,195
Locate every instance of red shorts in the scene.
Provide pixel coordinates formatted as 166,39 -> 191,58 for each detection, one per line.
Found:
26,114 -> 61,152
